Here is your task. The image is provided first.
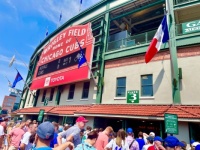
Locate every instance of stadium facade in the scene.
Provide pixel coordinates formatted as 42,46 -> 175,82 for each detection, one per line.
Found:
15,0 -> 200,142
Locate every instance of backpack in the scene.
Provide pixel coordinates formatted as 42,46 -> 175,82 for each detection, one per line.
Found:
129,139 -> 135,149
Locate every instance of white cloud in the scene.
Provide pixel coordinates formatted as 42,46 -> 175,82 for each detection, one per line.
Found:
33,0 -> 80,25
5,0 -> 16,10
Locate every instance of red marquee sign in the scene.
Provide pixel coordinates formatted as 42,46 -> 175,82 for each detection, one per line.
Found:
30,23 -> 94,90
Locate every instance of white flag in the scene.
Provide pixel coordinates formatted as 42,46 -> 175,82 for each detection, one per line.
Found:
9,55 -> 15,67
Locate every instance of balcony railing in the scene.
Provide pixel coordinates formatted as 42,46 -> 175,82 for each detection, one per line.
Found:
174,0 -> 197,5
107,30 -> 156,52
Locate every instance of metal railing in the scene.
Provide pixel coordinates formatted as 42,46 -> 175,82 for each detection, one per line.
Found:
107,30 -> 156,52
176,24 -> 183,35
174,0 -> 196,5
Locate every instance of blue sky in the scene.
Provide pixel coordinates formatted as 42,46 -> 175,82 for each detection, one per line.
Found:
0,0 -> 100,105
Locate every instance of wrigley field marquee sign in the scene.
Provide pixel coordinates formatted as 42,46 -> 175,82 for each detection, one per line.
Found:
30,23 -> 95,90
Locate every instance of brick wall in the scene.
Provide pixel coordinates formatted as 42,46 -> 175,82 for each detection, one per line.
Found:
105,46 -> 200,69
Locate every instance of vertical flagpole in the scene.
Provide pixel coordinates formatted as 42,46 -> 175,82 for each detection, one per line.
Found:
86,62 -> 97,86
165,0 -> 181,104
14,49 -> 29,69
13,67 -> 35,98
79,0 -> 82,12
3,74 -> 11,87
74,36 -> 97,86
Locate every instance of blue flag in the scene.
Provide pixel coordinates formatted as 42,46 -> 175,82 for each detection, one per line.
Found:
59,12 -> 62,22
12,72 -> 23,88
75,37 -> 87,68
80,0 -> 82,4
46,28 -> 48,37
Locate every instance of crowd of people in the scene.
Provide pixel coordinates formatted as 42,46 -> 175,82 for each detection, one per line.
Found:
0,116 -> 199,150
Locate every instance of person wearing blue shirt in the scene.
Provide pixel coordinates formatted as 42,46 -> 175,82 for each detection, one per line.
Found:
75,130 -> 98,150
136,132 -> 145,150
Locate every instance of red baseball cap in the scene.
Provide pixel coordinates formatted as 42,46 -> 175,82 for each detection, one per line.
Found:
76,116 -> 88,123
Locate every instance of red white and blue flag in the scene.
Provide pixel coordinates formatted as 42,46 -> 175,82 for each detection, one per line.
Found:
145,15 -> 169,63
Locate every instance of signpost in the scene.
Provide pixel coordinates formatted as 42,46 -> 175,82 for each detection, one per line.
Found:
37,109 -> 45,122
164,113 -> 178,135
182,20 -> 200,34
127,90 -> 139,104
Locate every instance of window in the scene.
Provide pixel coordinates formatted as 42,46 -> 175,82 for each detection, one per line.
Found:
116,77 -> 126,97
82,82 -> 90,99
141,74 -> 153,96
41,90 -> 46,102
50,88 -> 55,101
68,84 -> 75,100
27,94 -> 31,104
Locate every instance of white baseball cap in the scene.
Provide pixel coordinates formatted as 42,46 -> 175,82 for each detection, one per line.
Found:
149,132 -> 155,137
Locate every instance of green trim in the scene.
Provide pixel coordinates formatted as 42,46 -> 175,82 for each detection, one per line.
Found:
96,3 -> 110,104
168,0 -> 181,104
110,0 -> 164,21
22,89 -> 29,108
174,0 -> 200,9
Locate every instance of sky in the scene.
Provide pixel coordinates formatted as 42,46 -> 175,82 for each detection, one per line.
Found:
0,0 -> 101,105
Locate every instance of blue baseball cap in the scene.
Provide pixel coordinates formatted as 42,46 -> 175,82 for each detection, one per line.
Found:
195,144 -> 200,150
164,136 -> 185,148
147,136 -> 154,141
37,122 -> 54,140
126,128 -> 133,133
191,140 -> 195,144
154,136 -> 163,142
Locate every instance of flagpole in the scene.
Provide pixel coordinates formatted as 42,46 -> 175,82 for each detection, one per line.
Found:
74,36 -> 97,86
14,49 -> 29,69
164,2 -> 176,84
164,0 -> 181,104
3,74 -> 11,87
86,62 -> 97,86
13,67 -> 35,98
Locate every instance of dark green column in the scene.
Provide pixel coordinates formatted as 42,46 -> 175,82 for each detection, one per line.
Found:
22,88 -> 29,108
96,3 -> 110,104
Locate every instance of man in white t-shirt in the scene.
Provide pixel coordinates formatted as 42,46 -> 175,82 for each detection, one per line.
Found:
20,123 -> 37,150
0,121 -> 5,148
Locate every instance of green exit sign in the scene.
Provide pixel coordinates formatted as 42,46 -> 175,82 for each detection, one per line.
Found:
127,90 -> 139,104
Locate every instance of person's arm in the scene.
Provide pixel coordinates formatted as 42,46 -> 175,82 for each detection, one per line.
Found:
104,139 -> 114,150
20,133 -> 29,150
7,134 -> 11,146
57,131 -> 67,146
53,141 -> 74,150
66,134 -> 74,143
20,143 -> 26,150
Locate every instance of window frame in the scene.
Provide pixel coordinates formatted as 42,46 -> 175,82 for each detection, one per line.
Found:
141,74 -> 153,97
115,77 -> 126,97
81,82 -> 90,99
41,90 -> 47,102
49,88 -> 55,101
68,84 -> 75,100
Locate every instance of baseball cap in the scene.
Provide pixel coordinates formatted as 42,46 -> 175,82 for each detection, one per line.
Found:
164,136 -> 185,148
76,116 -> 88,123
192,142 -> 200,147
191,140 -> 195,144
195,144 -> 200,150
154,136 -> 163,142
149,132 -> 155,137
147,136 -> 154,141
126,128 -> 133,134
36,122 -> 54,140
